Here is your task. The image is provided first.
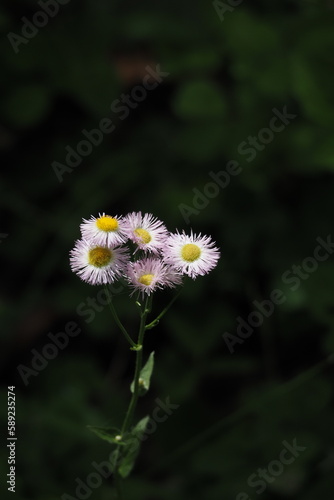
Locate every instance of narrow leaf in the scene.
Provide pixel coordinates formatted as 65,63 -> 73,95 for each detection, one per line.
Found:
130,351 -> 155,396
132,415 -> 150,438
87,426 -> 125,445
118,416 -> 150,478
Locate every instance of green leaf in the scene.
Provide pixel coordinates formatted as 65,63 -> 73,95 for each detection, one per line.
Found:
130,351 -> 155,396
132,415 -> 150,439
87,425 -> 125,445
118,416 -> 149,478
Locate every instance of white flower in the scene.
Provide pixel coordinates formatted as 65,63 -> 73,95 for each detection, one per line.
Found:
162,230 -> 220,279
80,213 -> 128,246
123,212 -> 168,254
70,239 -> 129,285
127,257 -> 182,297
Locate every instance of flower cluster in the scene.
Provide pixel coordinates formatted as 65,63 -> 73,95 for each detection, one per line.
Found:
70,212 -> 220,296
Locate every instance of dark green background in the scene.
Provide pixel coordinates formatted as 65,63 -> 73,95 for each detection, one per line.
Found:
1,0 -> 334,499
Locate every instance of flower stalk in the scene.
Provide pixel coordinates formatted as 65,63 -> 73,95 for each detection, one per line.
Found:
69,211 -> 220,498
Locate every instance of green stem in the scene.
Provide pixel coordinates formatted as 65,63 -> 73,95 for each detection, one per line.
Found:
104,286 -> 136,348
145,288 -> 182,330
121,296 -> 151,433
113,295 -> 152,498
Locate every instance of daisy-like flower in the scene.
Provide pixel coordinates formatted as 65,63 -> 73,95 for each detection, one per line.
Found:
162,230 -> 220,279
80,213 -> 128,247
123,212 -> 169,254
127,257 -> 182,297
70,239 -> 129,285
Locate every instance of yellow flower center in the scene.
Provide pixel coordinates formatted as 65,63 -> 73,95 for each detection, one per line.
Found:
96,216 -> 119,232
134,228 -> 152,244
138,273 -> 154,286
181,243 -> 201,262
88,247 -> 112,267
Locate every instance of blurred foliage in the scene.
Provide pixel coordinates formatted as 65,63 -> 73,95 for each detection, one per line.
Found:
1,0 -> 334,499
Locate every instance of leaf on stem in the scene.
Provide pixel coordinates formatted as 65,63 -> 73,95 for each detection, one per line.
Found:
118,416 -> 150,478
132,415 -> 150,438
130,351 -> 155,396
87,425 -> 125,445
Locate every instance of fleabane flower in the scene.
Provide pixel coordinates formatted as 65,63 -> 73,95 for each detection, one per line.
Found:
70,239 -> 129,285
80,213 -> 128,247
127,257 -> 182,297
123,212 -> 168,254
162,231 -> 220,279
